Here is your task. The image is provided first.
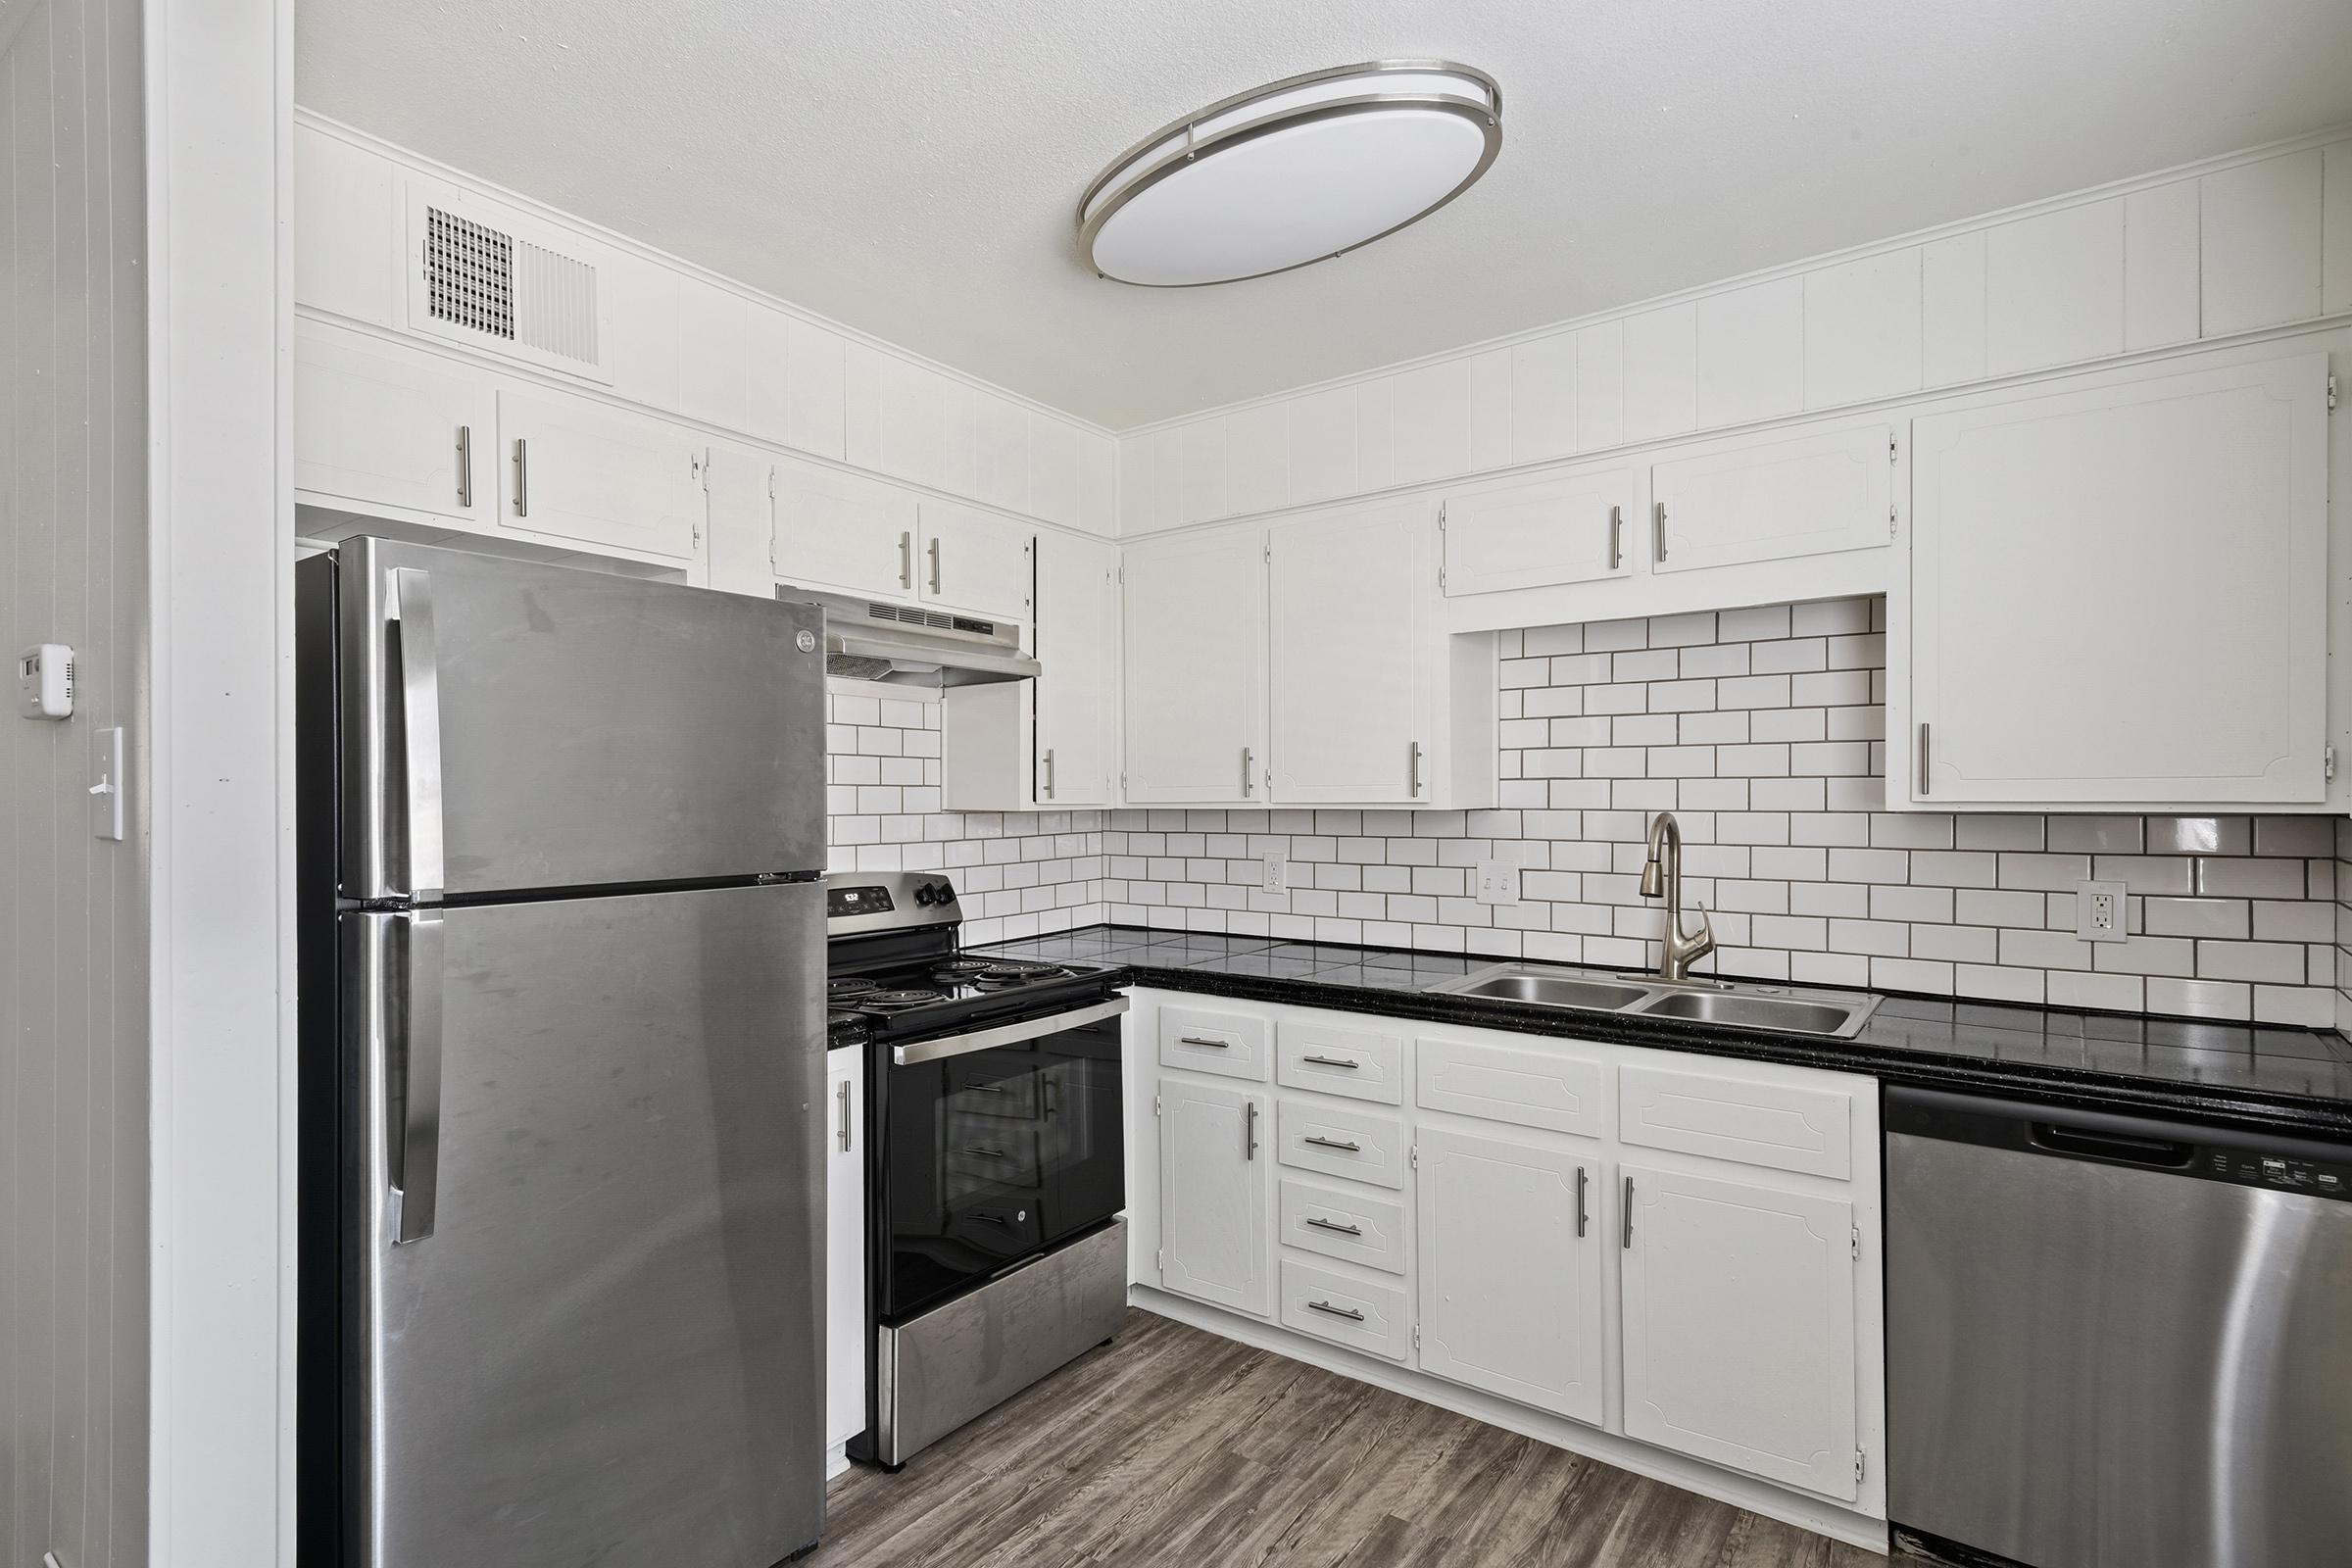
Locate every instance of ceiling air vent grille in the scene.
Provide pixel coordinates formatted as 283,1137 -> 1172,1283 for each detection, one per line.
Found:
424,207 -> 514,339
514,239 -> 600,365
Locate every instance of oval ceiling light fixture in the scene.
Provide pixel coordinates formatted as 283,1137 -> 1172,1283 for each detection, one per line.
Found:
1078,60 -> 1502,288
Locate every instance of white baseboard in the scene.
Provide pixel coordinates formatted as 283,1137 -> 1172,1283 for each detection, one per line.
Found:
1130,1286 -> 1890,1558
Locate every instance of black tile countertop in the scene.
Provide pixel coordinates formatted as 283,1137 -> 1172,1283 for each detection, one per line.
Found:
975,925 -> 2352,1140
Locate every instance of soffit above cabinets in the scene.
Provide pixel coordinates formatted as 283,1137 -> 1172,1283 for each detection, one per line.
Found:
295,0 -> 2352,429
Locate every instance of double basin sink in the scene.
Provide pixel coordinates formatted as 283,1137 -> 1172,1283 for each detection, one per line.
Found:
1426,961 -> 1883,1039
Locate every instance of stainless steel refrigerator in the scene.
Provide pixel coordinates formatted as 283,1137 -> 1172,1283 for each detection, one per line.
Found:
296,537 -> 829,1568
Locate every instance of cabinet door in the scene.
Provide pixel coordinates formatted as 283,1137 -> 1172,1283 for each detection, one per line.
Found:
497,388 -> 703,562
1650,423 -> 1891,573
295,320 -> 494,523
921,500 -> 1033,622
1442,466 -> 1635,596
1908,353 -> 2328,804
771,453 -> 919,601
1158,1079 -> 1271,1317
1414,1128 -> 1604,1426
1122,527 -> 1267,806
1619,1162 -> 1857,1500
824,1050 -> 867,1452
1034,531 -> 1116,807
1268,503 -> 1431,804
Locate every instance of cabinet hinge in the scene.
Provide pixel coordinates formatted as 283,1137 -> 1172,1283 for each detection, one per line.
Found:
1888,434 -> 1897,465
1156,1249 -> 1164,1272
1152,1094 -> 1161,1117
2327,745 -> 2337,781
767,465 -> 777,500
1888,506 -> 1897,538
1263,541 -> 1272,563
2328,372 -> 2338,412
1409,1146 -> 1419,1170
1855,1449 -> 1867,1484
1851,1226 -> 1862,1259
1438,565 -> 1447,589
1412,1323 -> 1421,1349
1438,502 -> 1447,529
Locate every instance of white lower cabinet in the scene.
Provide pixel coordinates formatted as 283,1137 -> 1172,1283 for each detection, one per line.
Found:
1413,1126 -> 1604,1426
1135,989 -> 1884,1528
1618,1163 -> 1859,1501
1156,1076 -> 1272,1316
825,1048 -> 867,1464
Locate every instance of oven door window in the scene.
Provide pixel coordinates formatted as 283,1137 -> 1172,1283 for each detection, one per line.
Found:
881,1018 -> 1124,1321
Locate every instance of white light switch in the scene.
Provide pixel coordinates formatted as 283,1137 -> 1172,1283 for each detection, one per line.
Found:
89,725 -> 123,841
2075,879 -> 2126,942
1475,859 -> 1521,906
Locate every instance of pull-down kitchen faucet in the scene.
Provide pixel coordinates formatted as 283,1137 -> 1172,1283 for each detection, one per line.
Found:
1641,811 -> 1716,982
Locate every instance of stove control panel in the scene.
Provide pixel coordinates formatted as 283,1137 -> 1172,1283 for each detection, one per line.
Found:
827,885 -> 895,918
824,871 -> 963,930
911,879 -> 956,906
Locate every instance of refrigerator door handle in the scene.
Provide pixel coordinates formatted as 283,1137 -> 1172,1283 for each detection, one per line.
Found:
389,909 -> 446,1245
388,568 -> 447,903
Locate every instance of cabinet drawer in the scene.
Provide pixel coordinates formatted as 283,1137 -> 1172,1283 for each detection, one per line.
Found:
1617,1062 -> 1853,1180
1279,1178 -> 1406,1276
1275,1017 -> 1404,1104
1414,1032 -> 1607,1138
1278,1259 -> 1408,1362
1276,1099 -> 1405,1190
1157,1004 -> 1270,1081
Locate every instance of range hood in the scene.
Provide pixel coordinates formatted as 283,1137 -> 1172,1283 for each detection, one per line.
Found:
790,588 -> 1040,687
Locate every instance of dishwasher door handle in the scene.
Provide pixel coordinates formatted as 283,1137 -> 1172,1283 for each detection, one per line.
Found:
2030,1122 -> 2194,1167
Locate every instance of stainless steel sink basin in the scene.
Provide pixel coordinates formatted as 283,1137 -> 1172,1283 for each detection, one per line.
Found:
1631,990 -> 1870,1036
1446,973 -> 1655,1010
1426,961 -> 1882,1039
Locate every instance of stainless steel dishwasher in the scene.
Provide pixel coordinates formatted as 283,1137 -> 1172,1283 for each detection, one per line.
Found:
1887,1087 -> 2352,1568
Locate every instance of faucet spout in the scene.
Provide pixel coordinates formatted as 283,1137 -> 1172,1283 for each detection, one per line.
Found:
1641,811 -> 1715,983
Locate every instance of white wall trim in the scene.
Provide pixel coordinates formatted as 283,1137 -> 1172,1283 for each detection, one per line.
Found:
144,0 -> 297,1562
1117,120 -> 2352,440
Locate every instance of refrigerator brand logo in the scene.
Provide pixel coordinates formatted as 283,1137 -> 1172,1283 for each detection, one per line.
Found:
796,630 -> 816,653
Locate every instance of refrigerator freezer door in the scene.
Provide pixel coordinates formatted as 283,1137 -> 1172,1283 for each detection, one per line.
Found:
337,535 -> 827,901
343,882 -> 825,1568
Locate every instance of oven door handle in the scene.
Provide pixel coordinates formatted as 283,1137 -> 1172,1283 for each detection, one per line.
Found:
891,996 -> 1130,1066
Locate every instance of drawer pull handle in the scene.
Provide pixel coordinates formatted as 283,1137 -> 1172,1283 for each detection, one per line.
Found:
963,1146 -> 1006,1160
1301,1054 -> 1359,1069
1303,1135 -> 1362,1153
1306,1300 -> 1365,1323
1304,1216 -> 1363,1238
1177,1035 -> 1231,1049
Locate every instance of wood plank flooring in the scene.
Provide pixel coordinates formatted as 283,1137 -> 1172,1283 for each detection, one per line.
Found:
809,1308 -> 1888,1568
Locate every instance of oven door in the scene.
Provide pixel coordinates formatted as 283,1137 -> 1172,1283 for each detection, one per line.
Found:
879,998 -> 1127,1322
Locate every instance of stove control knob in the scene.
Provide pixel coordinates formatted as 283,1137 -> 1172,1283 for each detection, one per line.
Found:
931,880 -> 956,905
912,883 -> 935,906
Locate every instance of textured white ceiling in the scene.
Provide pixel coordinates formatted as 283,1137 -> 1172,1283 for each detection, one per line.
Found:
297,0 -> 2352,429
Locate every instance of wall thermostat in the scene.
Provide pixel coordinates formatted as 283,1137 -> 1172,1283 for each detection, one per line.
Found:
17,644 -> 74,719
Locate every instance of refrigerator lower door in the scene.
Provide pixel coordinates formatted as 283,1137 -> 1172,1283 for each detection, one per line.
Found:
342,882 -> 824,1568
331,535 -> 827,903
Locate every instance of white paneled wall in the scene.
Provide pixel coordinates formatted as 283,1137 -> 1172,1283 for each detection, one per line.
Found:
825,684 -> 1106,943
1103,599 -> 2342,1027
2,1 -> 151,1564
1120,131 -> 2352,533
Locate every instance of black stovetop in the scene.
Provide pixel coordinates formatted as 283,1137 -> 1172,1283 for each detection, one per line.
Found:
823,947 -> 1121,1047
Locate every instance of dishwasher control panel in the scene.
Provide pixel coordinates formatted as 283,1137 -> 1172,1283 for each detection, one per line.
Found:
2204,1148 -> 2352,1200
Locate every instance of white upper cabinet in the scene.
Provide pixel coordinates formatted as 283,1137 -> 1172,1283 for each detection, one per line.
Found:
2201,150 -> 2326,336
1622,304 -> 1698,444
1122,526 -> 1268,806
1414,1126 -> 1605,1427
1906,351 -> 2329,806
1442,465 -> 1636,597
1619,1161 -> 1859,1501
1157,1078 -> 1272,1318
1650,423 -> 1893,575
1034,529 -> 1117,807
920,500 -> 1032,622
295,319 -> 494,523
1984,200 -> 2126,376
1802,249 -> 1924,409
1696,278 -> 1804,428
771,453 -> 919,600
1268,502 -> 1431,804
496,387 -> 704,562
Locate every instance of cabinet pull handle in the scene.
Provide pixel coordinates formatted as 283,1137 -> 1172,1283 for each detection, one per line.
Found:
1608,504 -> 1622,570
1304,1216 -> 1363,1237
1408,740 -> 1423,798
1917,721 -> 1932,797
1303,1135 -> 1362,1153
455,425 -> 472,509
1177,1035 -> 1230,1049
1301,1054 -> 1358,1070
963,1145 -> 1006,1160
1652,500 -> 1666,563
1306,1300 -> 1366,1322
1241,746 -> 1254,797
1575,1166 -> 1589,1239
899,530 -> 913,589
1042,748 -> 1055,800
927,536 -> 942,594
512,438 -> 530,517
837,1078 -> 853,1153
1245,1102 -> 1258,1161
1622,1175 -> 1635,1250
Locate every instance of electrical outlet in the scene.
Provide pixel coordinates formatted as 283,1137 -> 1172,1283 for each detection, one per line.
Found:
1475,859 -> 1521,906
2076,879 -> 2127,942
1260,851 -> 1285,893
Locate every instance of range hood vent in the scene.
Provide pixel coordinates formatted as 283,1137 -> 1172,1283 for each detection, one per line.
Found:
791,589 -> 1040,688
